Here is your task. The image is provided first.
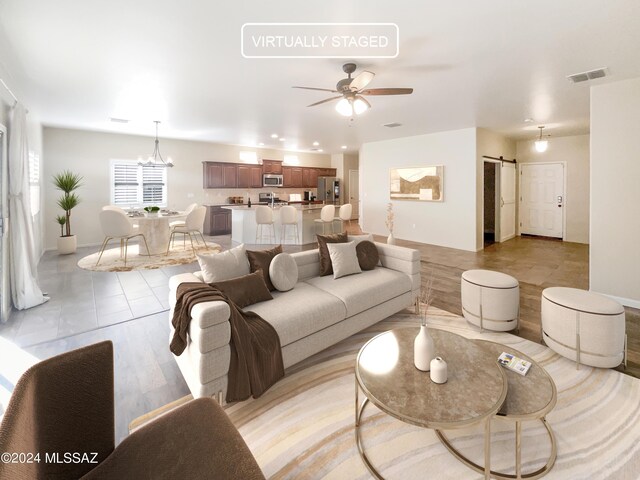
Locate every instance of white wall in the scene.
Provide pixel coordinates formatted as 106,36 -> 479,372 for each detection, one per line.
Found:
476,128 -> 517,250
590,77 -> 640,307
360,128 -> 478,251
516,135 -> 590,244
42,127 -> 330,250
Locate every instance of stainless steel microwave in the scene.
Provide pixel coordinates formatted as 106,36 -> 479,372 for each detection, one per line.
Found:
263,174 -> 284,187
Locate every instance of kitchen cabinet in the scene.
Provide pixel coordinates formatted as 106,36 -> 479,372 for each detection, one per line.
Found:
203,162 -> 238,188
205,206 -> 232,235
262,160 -> 283,174
237,165 -> 263,188
303,168 -> 319,188
283,166 -> 304,187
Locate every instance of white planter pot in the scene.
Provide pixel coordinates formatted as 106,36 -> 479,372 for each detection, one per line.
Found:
144,212 -> 159,218
57,235 -> 77,255
387,233 -> 396,245
414,325 -> 435,371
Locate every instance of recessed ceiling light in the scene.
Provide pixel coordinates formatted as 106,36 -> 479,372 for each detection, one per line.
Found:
312,141 -> 319,146
271,133 -> 278,138
318,149 -> 324,152
110,117 -> 129,123
341,145 -> 347,149
524,118 -> 534,123
279,137 -> 286,142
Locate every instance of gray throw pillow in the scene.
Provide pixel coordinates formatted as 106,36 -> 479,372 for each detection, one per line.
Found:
316,232 -> 348,276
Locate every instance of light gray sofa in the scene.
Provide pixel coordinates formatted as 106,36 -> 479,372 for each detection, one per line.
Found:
168,242 -> 421,402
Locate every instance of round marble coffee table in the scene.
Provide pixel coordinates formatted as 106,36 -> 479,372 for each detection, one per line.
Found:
355,328 -> 508,480
436,340 -> 557,480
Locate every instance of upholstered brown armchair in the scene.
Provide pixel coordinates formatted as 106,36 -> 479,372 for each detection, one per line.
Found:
0,341 -> 265,480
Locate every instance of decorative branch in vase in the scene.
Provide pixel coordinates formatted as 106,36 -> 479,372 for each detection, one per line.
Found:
414,271 -> 435,371
385,202 -> 395,245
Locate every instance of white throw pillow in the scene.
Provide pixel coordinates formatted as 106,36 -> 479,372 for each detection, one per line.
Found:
348,234 -> 374,245
197,244 -> 250,283
326,241 -> 362,279
269,253 -> 298,292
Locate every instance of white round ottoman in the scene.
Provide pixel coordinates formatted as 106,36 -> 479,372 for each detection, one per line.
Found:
541,287 -> 626,369
461,270 -> 519,332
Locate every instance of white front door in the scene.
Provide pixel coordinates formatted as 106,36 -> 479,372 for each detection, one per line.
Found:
348,169 -> 359,220
500,162 -> 516,241
520,163 -> 564,238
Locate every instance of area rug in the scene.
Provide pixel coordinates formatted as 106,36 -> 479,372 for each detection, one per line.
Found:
77,242 -> 221,272
131,307 -> 640,479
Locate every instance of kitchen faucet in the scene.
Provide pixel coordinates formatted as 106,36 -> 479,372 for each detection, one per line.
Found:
271,192 -> 275,208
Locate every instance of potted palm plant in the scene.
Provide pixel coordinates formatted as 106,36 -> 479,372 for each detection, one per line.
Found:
53,170 -> 83,254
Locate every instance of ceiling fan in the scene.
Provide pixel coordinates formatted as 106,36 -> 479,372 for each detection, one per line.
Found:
293,63 -> 414,117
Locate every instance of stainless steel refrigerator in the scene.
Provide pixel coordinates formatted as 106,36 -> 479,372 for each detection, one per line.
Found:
317,177 -> 340,204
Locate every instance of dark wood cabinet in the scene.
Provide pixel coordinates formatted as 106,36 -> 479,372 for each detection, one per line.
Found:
205,206 -> 232,235
236,165 -> 262,188
304,168 -> 319,188
282,166 -> 292,187
262,160 -> 282,174
291,167 -> 303,187
222,164 -> 237,188
203,162 -> 224,188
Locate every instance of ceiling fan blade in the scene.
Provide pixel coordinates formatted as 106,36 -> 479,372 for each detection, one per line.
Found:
360,88 -> 414,95
292,86 -> 338,93
349,71 -> 375,91
307,96 -> 343,107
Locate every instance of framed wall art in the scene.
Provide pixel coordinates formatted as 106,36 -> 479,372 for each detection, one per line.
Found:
389,166 -> 444,202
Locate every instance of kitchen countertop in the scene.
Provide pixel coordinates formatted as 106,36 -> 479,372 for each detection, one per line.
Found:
222,204 -> 328,211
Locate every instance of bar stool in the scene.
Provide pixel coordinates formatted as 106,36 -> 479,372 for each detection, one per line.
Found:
335,204 -> 353,230
314,205 -> 335,235
255,205 -> 276,244
279,205 -> 299,244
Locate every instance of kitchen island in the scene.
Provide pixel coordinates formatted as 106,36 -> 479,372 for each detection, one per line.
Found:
223,204 -> 340,245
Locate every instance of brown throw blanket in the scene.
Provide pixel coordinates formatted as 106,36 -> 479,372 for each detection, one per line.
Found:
171,282 -> 284,403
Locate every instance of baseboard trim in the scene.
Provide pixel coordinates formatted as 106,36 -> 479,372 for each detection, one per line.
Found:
595,292 -> 640,309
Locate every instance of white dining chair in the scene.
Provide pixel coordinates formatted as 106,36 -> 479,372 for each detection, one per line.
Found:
96,210 -> 151,267
102,205 -> 127,214
166,206 -> 208,255
255,206 -> 276,244
314,204 -> 335,235
279,205 -> 299,244
169,203 -> 198,230
335,203 -> 353,229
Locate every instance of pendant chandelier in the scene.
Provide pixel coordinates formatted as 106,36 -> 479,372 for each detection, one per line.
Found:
535,126 -> 549,153
138,120 -> 174,167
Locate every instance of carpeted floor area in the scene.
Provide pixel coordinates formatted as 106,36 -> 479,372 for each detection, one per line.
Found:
133,307 -> 640,479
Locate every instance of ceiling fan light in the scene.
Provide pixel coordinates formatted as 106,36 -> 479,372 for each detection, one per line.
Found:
335,98 -> 353,116
535,140 -> 548,153
353,97 -> 369,115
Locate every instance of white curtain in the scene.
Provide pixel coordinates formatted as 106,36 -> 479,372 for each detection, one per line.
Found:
8,103 -> 47,311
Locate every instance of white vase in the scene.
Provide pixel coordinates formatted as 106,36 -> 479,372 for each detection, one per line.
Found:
387,233 -> 396,245
57,235 -> 77,255
414,325 -> 435,371
145,212 -> 159,218
430,357 -> 448,384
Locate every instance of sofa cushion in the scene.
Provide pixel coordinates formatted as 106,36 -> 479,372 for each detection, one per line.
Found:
246,283 -> 346,346
246,245 -> 283,291
269,253 -> 298,292
197,244 -> 249,283
327,241 -> 362,279
356,241 -> 379,271
305,267 -> 412,317
210,270 -> 273,308
316,232 -> 348,276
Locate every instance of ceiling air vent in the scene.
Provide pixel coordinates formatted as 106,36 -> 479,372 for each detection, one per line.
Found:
567,68 -> 608,83
383,122 -> 403,128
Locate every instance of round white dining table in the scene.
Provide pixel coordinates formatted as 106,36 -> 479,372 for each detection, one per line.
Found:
132,213 -> 186,255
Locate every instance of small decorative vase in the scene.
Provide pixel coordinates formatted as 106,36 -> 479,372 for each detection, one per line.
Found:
387,233 -> 396,245
430,357 -> 448,384
144,212 -> 158,218
414,325 -> 435,371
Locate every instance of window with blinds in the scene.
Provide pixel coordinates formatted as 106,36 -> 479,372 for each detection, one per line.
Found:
110,160 -> 167,207
28,151 -> 40,216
